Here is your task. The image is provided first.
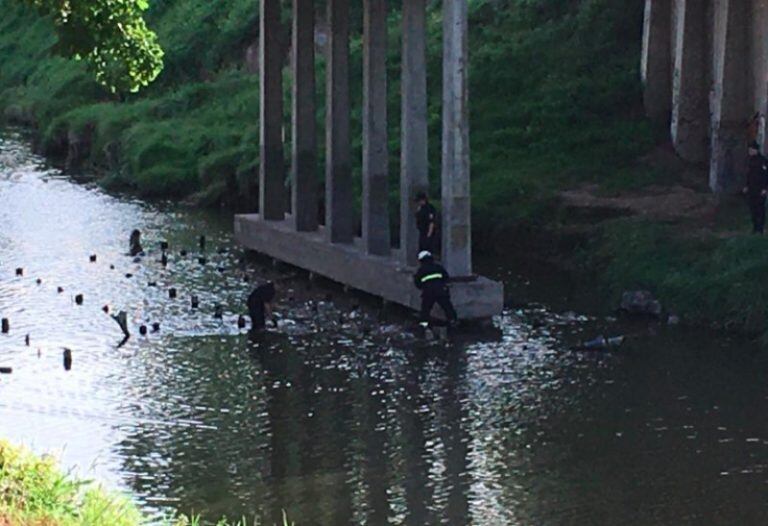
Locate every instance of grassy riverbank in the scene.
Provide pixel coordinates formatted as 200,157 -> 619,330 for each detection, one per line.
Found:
0,440 -> 274,526
2,0 -> 768,340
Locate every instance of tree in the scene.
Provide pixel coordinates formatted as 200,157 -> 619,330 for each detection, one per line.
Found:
23,0 -> 164,93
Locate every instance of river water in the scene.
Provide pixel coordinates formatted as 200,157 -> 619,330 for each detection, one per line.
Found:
1,128 -> 768,525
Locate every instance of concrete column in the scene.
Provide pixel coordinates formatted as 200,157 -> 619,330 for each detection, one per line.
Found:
670,0 -> 709,164
260,0 -> 286,221
400,0 -> 428,267
291,0 -> 318,231
362,0 -> 390,256
641,0 -> 673,126
710,0 -> 749,193
441,0 -> 472,277
325,0 -> 354,244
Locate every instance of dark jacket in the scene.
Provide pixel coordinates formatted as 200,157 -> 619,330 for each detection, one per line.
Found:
747,153 -> 768,198
414,261 -> 450,292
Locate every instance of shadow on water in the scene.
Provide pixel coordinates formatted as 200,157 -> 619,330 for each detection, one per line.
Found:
3,128 -> 768,525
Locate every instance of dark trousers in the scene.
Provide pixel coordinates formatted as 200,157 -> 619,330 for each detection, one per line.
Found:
249,303 -> 266,330
750,197 -> 766,233
420,288 -> 458,325
419,232 -> 438,255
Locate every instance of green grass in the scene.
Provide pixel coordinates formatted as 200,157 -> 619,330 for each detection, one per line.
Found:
582,217 -> 768,336
0,440 -> 291,526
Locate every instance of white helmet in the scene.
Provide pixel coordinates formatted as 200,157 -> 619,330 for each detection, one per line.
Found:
418,251 -> 432,261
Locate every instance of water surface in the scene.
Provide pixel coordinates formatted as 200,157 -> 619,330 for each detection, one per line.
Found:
1,129 -> 767,525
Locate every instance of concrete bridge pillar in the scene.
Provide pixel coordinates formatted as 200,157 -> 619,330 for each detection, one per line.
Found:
442,0 -> 472,277
326,0 -> 354,244
291,0 -> 318,232
642,0 -> 672,126
670,0 -> 709,164
259,0 -> 286,220
362,0 -> 391,256
709,0 -> 749,193
400,0 -> 429,267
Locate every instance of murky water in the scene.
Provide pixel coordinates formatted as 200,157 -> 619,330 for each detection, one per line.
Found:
2,129 -> 768,525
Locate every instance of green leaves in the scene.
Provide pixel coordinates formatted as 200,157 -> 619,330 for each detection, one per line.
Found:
23,0 -> 164,93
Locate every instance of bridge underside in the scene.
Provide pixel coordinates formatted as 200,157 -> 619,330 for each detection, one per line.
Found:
237,0 -> 504,320
235,215 -> 504,320
643,0 -> 768,193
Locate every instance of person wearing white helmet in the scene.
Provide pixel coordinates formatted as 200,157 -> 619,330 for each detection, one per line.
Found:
413,250 -> 457,326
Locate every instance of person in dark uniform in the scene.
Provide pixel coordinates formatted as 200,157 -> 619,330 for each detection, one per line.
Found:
413,250 -> 458,326
415,192 -> 438,254
247,281 -> 277,331
743,141 -> 768,234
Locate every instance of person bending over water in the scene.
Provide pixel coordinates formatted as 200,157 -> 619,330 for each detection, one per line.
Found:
247,281 -> 277,331
129,229 -> 144,256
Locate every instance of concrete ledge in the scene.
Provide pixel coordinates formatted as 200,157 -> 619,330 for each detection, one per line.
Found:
235,214 -> 504,320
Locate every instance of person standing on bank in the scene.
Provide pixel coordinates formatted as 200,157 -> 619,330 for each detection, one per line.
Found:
415,192 -> 438,254
247,281 -> 277,331
414,250 -> 458,327
743,141 -> 768,234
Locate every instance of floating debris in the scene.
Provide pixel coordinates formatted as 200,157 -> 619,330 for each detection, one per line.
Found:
111,311 -> 130,339
574,335 -> 626,352
129,229 -> 143,257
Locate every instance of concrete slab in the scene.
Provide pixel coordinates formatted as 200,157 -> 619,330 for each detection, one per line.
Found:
235,215 -> 504,320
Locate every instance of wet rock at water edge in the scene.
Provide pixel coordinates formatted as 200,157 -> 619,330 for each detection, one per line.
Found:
15,268 -> 23,277
199,235 -> 206,251
63,349 -> 72,371
180,249 -> 188,257
619,290 -> 662,318
75,294 -> 84,305
169,288 -> 177,299
1,319 -> 9,333
198,257 -> 207,265
237,315 -> 247,329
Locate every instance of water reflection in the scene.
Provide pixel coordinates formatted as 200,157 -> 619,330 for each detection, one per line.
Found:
4,128 -> 768,525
